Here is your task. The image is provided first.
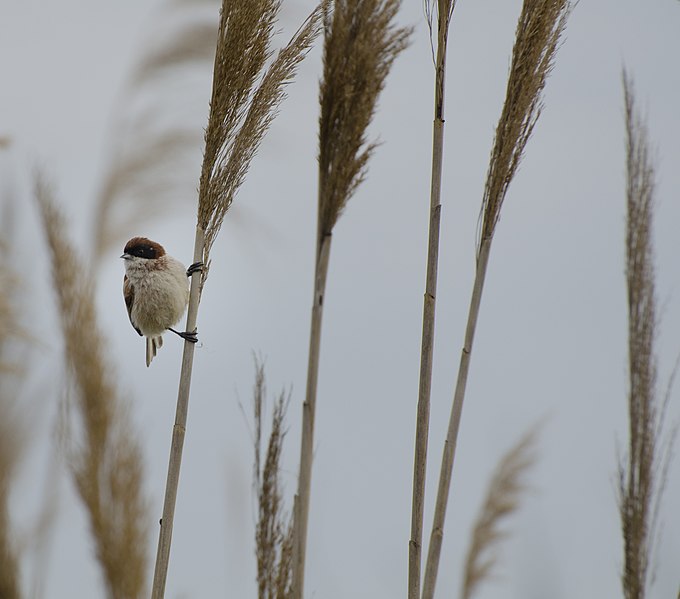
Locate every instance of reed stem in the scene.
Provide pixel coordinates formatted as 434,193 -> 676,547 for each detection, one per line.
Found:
421,237 -> 492,599
151,225 -> 205,599
409,5 -> 451,598
291,232 -> 332,599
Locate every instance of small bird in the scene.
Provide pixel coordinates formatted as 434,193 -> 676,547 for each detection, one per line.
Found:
121,237 -> 202,366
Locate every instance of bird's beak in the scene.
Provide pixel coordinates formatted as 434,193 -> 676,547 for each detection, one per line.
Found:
121,253 -> 131,260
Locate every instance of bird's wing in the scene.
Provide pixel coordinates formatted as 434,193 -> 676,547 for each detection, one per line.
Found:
123,275 -> 143,337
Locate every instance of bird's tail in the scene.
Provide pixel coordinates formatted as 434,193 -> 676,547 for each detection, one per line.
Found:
146,335 -> 164,367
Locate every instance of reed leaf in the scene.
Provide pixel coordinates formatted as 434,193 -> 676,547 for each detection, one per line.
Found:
35,175 -> 149,599
460,428 -> 537,599
422,2 -> 570,598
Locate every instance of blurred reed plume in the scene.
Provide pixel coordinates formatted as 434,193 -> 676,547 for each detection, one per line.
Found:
618,72 -> 671,599
409,0 -> 456,596
292,2 -> 410,597
92,0 -> 220,263
35,175 -> 149,599
153,2 -> 326,597
422,2 -> 570,598
251,359 -> 293,599
0,231 -> 27,599
460,428 -> 537,599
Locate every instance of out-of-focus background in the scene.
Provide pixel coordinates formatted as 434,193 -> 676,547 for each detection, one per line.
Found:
1,0 -> 679,597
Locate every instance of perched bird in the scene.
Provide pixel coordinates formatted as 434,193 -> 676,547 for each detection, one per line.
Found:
121,237 -> 202,366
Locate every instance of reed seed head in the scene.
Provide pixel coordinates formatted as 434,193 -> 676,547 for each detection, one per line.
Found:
36,174 -> 149,599
618,72 -> 664,599
479,0 -> 570,252
252,358 -> 294,599
461,427 -> 538,599
198,0 -> 326,272
317,0 -> 411,239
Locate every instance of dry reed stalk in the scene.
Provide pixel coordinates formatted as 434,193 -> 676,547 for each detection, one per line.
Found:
618,72 -> 668,599
0,236 -> 26,599
151,3 -> 325,597
251,359 -> 294,599
460,428 -> 537,599
409,2 -> 456,598
291,2 -> 410,597
421,2 -> 570,598
35,175 -> 149,599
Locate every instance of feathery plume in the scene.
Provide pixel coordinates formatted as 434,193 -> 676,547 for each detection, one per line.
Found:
479,0 -> 569,250
461,428 -> 537,599
0,230 -> 26,599
317,0 -> 411,236
252,359 -> 293,599
618,71 -> 671,599
35,174 -> 149,599
197,0 -> 326,271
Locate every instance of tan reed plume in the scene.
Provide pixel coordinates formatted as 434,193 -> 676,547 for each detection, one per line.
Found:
152,3 -> 325,597
197,1 -> 326,270
422,2 -> 570,598
478,0 -> 569,249
316,0 -> 411,235
409,1 -> 457,597
618,71 -> 671,599
292,2 -> 410,597
35,175 -> 149,599
0,230 -> 27,599
252,359 -> 294,599
0,410 -> 21,599
460,428 -> 537,599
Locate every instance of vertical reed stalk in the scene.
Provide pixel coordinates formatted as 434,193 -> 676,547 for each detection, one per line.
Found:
422,236 -> 491,599
409,2 -> 455,597
151,226 -> 204,599
421,1 -> 569,596
292,231 -> 331,599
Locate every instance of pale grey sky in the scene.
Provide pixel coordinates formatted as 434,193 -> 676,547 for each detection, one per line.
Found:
1,1 -> 679,598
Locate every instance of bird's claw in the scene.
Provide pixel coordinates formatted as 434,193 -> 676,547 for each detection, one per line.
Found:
186,261 -> 204,277
169,327 -> 198,343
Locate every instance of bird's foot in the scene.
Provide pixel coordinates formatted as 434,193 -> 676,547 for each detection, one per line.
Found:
169,327 -> 198,343
186,261 -> 204,277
